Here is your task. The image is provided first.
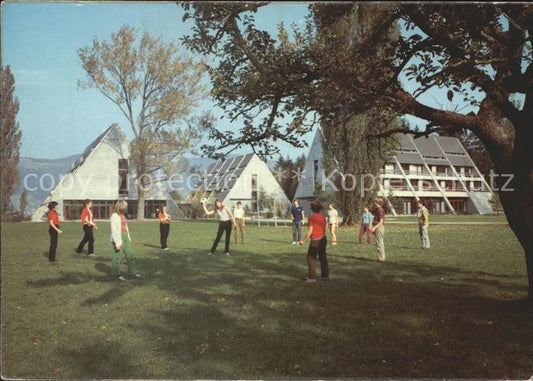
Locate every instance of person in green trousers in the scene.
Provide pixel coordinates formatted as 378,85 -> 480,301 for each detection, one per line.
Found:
110,200 -> 143,281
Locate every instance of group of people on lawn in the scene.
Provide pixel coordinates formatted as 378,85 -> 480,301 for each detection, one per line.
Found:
45,196 -> 429,283
291,198 -> 430,282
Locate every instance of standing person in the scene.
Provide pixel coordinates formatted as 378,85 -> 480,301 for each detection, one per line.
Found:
203,199 -> 236,256
327,203 -> 339,245
233,201 -> 245,244
158,203 -> 171,250
417,200 -> 430,250
369,198 -> 386,262
290,199 -> 305,244
110,200 -> 143,281
47,201 -> 62,264
76,199 -> 97,256
358,207 -> 373,244
299,200 -> 328,283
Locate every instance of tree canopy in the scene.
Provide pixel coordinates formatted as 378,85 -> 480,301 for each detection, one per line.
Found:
181,3 -> 533,302
79,25 -> 207,218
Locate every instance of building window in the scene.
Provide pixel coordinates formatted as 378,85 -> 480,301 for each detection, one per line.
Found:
63,200 -> 115,220
436,166 -> 448,176
63,200 -> 84,220
118,159 -> 129,197
450,199 -> 466,213
251,174 -> 258,212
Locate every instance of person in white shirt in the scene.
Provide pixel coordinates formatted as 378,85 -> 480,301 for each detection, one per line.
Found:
233,201 -> 246,244
327,203 -> 339,245
110,200 -> 143,281
203,199 -> 237,256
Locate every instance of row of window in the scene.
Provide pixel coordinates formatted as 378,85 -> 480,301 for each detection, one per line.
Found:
383,164 -> 477,177
393,197 -> 466,214
384,179 -> 486,192
63,199 -> 166,220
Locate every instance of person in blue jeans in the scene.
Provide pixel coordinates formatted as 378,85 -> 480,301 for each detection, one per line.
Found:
290,199 -> 305,244
358,206 -> 373,244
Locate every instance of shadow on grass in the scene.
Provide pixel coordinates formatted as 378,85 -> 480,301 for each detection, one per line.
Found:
80,286 -> 131,306
143,243 -> 161,249
26,246 -> 532,379
259,238 -> 294,244
61,342 -> 138,378
126,252 -> 532,378
26,271 -> 110,288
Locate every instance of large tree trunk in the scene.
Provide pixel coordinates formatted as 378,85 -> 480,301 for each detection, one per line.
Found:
491,120 -> 533,305
136,164 -> 148,220
137,187 -> 145,221
134,152 -> 148,220
498,179 -> 533,305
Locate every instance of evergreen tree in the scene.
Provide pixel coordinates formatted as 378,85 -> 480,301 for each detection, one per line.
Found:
19,189 -> 27,218
273,154 -> 306,201
1,65 -> 22,218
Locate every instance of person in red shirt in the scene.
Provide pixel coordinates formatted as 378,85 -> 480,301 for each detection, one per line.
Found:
76,199 -> 97,256
158,203 -> 171,250
47,201 -> 62,263
299,200 -> 329,282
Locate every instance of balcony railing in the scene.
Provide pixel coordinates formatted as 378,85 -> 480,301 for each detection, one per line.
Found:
383,186 -> 412,191
380,170 -> 403,175
443,186 -> 467,192
457,172 -> 479,178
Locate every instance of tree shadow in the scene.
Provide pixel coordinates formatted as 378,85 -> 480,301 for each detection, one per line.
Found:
80,285 -> 131,307
41,245 -> 531,379
60,341 -> 138,378
143,243 -> 161,249
26,271 -> 109,288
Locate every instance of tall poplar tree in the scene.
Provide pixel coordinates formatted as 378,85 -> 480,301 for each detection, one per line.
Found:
1,65 -> 22,218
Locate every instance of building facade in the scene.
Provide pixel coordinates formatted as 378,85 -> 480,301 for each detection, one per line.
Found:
191,153 -> 290,212
31,124 -> 170,221
379,134 -> 494,215
294,128 -> 494,215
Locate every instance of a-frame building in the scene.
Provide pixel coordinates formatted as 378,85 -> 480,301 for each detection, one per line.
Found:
294,128 -> 495,215
31,124 -> 171,221
191,153 -> 290,211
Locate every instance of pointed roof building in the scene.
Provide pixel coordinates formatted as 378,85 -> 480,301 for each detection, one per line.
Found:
31,124 -> 172,221
294,128 -> 495,215
191,153 -> 290,212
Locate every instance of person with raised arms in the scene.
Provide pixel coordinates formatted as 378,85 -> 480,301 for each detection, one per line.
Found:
203,199 -> 237,256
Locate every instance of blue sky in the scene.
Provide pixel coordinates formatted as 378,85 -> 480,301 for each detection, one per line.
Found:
2,1 -> 311,160
2,2 -> 485,161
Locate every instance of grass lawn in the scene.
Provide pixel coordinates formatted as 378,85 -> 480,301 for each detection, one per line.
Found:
1,219 -> 531,379
386,213 -> 508,223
